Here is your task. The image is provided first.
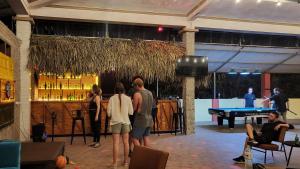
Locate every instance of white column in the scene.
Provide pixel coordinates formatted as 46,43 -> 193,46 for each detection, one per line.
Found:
15,15 -> 33,141
181,27 -> 198,135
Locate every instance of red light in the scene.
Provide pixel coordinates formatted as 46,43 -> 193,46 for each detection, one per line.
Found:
157,26 -> 164,32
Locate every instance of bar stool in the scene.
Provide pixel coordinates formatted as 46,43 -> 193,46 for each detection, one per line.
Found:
152,107 -> 159,136
71,110 -> 86,145
51,112 -> 57,142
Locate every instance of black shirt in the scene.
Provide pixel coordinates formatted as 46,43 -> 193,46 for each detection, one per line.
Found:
270,93 -> 289,113
244,93 -> 256,107
261,121 -> 284,142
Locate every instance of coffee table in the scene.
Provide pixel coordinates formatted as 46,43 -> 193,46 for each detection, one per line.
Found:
284,141 -> 300,166
21,142 -> 65,169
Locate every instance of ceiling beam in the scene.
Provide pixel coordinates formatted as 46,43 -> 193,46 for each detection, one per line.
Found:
214,46 -> 244,72
29,0 -> 62,8
29,6 -> 189,27
187,0 -> 211,21
7,0 -> 29,15
264,52 -> 299,72
193,16 -> 300,35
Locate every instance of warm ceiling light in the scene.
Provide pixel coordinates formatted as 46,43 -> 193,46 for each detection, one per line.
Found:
235,0 -> 241,3
257,0 -> 262,3
276,1 -> 282,6
185,58 -> 190,62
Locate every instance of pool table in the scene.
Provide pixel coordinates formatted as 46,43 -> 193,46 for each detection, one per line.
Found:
208,107 -> 276,128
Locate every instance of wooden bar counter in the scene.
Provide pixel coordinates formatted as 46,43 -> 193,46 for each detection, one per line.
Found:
31,100 -> 178,136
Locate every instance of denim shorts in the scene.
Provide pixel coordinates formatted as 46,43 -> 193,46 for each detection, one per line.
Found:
132,127 -> 151,139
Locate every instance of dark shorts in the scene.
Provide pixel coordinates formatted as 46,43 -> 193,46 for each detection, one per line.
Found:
132,127 -> 151,139
253,130 -> 271,144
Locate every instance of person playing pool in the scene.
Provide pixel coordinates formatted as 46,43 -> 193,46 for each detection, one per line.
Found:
244,87 -> 256,108
233,112 -> 289,163
263,88 -> 289,122
244,87 -> 259,124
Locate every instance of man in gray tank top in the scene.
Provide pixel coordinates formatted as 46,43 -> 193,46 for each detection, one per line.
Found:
132,78 -> 154,147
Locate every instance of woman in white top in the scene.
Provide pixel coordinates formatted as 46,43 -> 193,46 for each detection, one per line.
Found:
107,82 -> 133,168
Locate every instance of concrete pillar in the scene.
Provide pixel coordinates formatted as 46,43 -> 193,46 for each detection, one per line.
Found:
180,27 -> 198,134
15,15 -> 33,141
261,73 -> 271,107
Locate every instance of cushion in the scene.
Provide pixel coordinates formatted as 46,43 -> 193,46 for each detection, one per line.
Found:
255,143 -> 279,151
0,140 -> 20,168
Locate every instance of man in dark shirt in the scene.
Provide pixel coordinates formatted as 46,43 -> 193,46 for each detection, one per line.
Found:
244,88 -> 259,123
233,112 -> 289,163
264,88 -> 289,121
244,87 -> 256,108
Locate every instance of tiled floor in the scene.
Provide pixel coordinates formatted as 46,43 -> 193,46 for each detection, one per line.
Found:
60,124 -> 300,169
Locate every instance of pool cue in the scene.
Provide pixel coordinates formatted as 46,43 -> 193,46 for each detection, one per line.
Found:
288,109 -> 298,115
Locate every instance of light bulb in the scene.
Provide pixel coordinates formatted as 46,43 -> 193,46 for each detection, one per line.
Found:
276,1 -> 282,6
257,0 -> 262,3
235,0 -> 241,3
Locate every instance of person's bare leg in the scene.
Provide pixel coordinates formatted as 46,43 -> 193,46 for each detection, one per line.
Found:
132,138 -> 141,146
244,137 -> 249,150
143,136 -> 150,147
122,133 -> 129,164
112,134 -> 120,165
245,124 -> 254,139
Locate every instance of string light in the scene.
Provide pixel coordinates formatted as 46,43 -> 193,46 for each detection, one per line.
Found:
234,0 -> 292,6
276,0 -> 282,6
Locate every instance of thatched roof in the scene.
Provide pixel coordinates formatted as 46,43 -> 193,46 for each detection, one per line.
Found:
28,35 -> 185,82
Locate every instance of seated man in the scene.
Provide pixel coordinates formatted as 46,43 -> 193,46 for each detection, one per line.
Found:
233,112 -> 289,163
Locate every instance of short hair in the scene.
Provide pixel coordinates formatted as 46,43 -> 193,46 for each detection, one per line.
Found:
132,75 -> 144,82
270,112 -> 279,118
274,88 -> 281,93
133,78 -> 144,87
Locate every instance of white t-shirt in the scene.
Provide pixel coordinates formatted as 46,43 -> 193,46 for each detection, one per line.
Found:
107,94 -> 133,125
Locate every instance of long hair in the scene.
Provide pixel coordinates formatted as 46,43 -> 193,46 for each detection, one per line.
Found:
115,82 -> 125,110
92,84 -> 102,96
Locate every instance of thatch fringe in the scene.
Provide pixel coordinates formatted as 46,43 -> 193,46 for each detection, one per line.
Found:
28,35 -> 185,82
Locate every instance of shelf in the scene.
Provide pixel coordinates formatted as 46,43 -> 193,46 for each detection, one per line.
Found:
38,88 -> 90,90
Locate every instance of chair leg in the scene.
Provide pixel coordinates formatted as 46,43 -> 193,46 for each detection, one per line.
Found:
283,144 -> 287,162
271,151 -> 274,160
156,116 -> 160,136
71,119 -> 76,145
82,119 -> 86,144
264,150 -> 267,163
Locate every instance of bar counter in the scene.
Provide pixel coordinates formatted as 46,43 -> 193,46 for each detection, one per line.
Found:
31,100 -> 178,136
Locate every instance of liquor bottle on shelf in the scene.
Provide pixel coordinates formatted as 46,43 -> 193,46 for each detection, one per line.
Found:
59,82 -> 62,90
82,84 -> 84,90
44,82 -> 47,89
